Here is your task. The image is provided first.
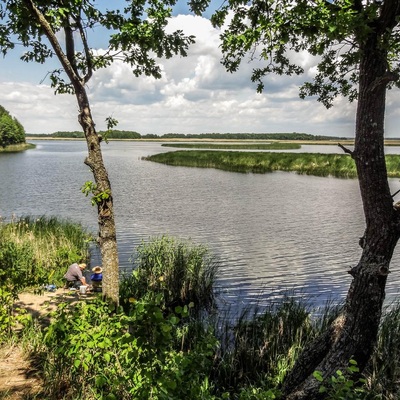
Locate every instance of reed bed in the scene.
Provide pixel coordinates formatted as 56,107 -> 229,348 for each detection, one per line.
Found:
366,302 -> 400,398
145,151 -> 400,178
120,235 -> 219,317
0,216 -> 92,290
161,142 -> 301,150
0,143 -> 35,153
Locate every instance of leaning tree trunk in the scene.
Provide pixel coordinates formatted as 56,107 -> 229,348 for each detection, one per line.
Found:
282,34 -> 400,400
75,88 -> 120,305
23,0 -> 120,305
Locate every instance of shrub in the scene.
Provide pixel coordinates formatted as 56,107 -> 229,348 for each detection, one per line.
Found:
42,297 -> 218,399
313,360 -> 368,400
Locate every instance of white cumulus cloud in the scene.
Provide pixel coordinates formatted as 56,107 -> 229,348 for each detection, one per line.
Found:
0,14 -> 398,137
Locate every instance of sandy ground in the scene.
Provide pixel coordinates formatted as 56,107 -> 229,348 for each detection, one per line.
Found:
0,289 -> 88,399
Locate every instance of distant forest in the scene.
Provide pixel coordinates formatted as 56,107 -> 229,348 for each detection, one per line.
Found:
30,131 -> 351,141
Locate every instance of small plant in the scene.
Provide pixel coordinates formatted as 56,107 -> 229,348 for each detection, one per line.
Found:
237,386 -> 278,400
0,287 -> 17,341
313,359 -> 368,400
81,181 -> 111,206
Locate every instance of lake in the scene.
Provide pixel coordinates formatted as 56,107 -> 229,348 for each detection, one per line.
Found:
2,140 -> 400,310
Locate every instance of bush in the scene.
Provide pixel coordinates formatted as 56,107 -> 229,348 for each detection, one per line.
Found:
42,297 -> 218,399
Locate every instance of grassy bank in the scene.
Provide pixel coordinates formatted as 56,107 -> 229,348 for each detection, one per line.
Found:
0,216 -> 92,291
2,218 -> 400,399
162,142 -> 301,150
0,143 -> 35,152
145,150 -> 400,178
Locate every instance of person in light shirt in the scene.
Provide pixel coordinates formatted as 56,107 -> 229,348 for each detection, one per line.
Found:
64,263 -> 89,289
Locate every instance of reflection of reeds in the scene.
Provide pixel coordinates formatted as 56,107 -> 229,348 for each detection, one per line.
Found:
146,151 -> 400,178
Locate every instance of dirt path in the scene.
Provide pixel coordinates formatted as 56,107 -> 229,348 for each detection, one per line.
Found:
0,289 -> 84,399
0,345 -> 42,399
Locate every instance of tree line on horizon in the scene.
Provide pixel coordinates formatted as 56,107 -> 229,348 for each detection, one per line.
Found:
29,130 -> 350,141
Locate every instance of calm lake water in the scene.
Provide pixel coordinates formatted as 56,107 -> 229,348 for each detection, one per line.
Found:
2,140 -> 400,310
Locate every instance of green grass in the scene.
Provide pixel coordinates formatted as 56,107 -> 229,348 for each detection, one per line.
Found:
0,143 -> 35,152
161,142 -> 301,150
0,216 -> 93,290
145,150 -> 400,178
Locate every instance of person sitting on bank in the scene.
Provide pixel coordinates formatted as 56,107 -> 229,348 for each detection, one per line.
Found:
64,262 -> 89,289
90,266 -> 103,292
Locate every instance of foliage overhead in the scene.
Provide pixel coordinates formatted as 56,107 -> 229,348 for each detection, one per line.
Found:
209,0 -> 400,108
0,0 -> 196,95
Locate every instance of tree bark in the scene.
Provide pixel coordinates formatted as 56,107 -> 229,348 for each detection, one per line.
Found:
282,27 -> 400,400
76,89 -> 120,305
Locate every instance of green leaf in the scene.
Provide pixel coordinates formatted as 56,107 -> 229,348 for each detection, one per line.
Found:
313,370 -> 324,382
161,324 -> 172,333
95,375 -> 107,388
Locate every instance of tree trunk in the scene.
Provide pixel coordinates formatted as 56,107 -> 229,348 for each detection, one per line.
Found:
22,0 -> 121,305
282,33 -> 400,400
75,89 -> 120,305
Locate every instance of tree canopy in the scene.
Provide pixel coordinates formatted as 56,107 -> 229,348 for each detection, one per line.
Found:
0,105 -> 26,147
212,0 -> 400,103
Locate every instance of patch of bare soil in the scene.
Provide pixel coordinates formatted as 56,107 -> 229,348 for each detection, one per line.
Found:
0,345 -> 42,400
0,289 -> 87,399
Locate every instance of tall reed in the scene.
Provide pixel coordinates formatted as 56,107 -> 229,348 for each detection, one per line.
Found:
120,235 -> 219,317
0,216 -> 92,290
145,151 -> 400,178
211,297 -> 341,394
366,302 -> 400,399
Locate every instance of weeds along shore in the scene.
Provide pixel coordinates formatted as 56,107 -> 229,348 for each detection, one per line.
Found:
2,217 -> 400,399
145,150 -> 400,178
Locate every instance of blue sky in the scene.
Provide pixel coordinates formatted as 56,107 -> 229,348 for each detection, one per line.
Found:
0,3 -> 399,137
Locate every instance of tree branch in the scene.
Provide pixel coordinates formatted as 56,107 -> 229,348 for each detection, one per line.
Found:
73,10 -> 93,84
22,0 -> 81,90
64,21 -> 78,76
391,188 -> 400,199
338,142 -> 354,157
368,71 -> 399,93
